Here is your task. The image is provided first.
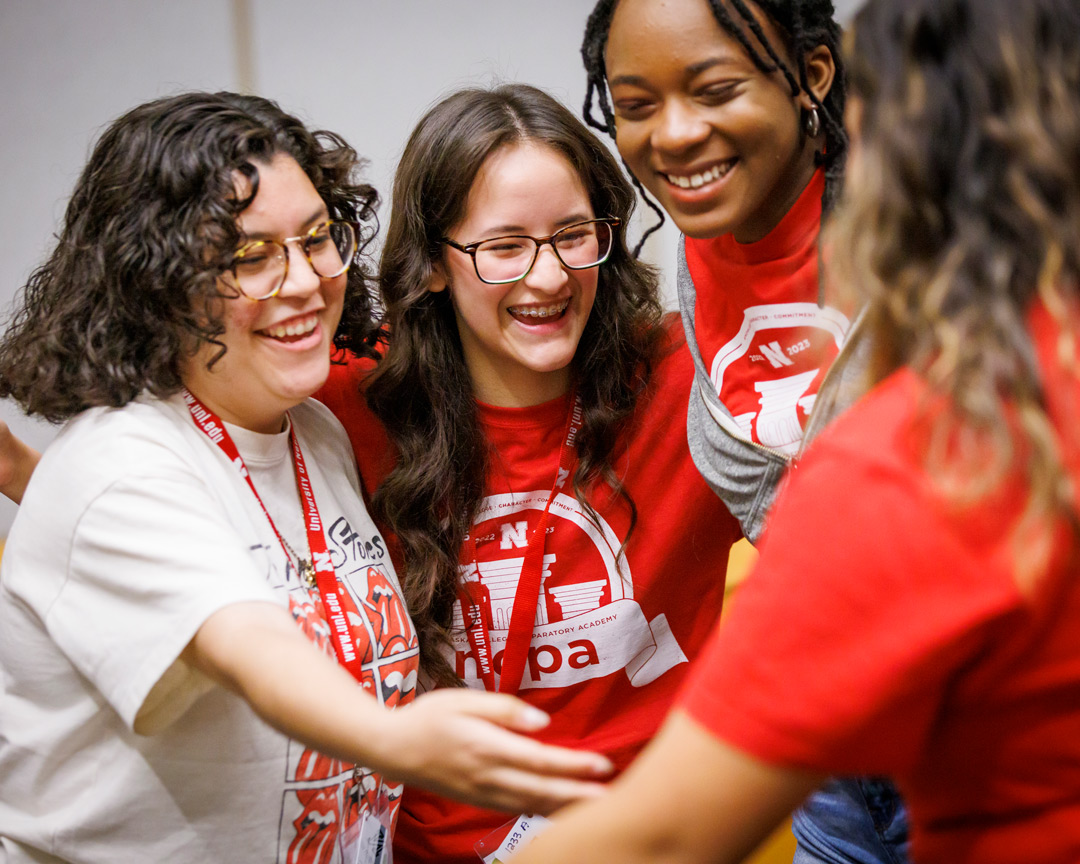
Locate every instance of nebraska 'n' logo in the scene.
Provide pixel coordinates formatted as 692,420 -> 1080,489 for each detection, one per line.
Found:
710,302 -> 849,454
452,491 -> 687,690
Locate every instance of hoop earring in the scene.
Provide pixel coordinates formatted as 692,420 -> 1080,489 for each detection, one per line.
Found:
804,106 -> 821,138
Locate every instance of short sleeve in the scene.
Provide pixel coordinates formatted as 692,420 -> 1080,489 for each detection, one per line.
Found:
678,416 -> 1023,776
45,469 -> 281,734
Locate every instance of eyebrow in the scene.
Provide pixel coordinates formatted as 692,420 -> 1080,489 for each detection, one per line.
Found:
608,57 -> 745,89
242,206 -> 329,241
477,213 -> 594,238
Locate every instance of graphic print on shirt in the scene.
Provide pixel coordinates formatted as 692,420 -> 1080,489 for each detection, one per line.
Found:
709,303 -> 849,454
452,490 -> 687,691
263,515 -> 418,864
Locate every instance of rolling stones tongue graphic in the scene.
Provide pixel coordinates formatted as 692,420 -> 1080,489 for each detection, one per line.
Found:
282,557 -> 418,863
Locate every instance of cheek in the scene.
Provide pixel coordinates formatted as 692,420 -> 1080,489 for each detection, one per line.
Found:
221,298 -> 262,339
615,122 -> 648,165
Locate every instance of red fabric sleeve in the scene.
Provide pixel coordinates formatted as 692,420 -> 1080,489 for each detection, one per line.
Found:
314,355 -> 395,502
677,373 -> 1024,777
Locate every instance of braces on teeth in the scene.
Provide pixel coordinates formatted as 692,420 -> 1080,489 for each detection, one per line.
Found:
512,302 -> 568,318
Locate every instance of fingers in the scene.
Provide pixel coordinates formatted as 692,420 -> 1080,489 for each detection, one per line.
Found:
427,688 -> 552,731
493,731 -> 614,778
454,768 -> 609,816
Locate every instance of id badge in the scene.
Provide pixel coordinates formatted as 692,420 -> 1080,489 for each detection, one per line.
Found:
339,809 -> 392,864
474,813 -> 551,863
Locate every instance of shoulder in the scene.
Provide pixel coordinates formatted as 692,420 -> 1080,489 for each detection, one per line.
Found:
33,397 -> 205,494
638,313 -> 694,411
313,353 -> 394,497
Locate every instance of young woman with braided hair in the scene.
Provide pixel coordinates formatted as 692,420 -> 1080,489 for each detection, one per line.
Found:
580,2 -> 907,863
515,0 -> 1080,860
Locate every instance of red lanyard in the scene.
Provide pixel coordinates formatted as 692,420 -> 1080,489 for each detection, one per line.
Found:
459,393 -> 582,694
182,390 -> 366,684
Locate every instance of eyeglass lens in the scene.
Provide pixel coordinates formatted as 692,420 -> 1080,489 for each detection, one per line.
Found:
231,221 -> 358,299
473,221 -> 613,284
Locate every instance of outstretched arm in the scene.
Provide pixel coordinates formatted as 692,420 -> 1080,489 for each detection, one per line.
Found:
0,420 -> 40,505
512,710 -> 822,864
182,601 -> 613,815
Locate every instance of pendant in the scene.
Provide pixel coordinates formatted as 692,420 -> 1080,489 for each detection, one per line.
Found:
298,559 -> 316,588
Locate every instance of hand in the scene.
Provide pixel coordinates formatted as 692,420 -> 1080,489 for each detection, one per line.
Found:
381,688 -> 613,814
0,420 -> 41,505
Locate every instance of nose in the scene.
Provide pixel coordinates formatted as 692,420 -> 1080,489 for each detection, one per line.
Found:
523,243 -> 569,292
278,241 -> 323,298
651,98 -> 711,156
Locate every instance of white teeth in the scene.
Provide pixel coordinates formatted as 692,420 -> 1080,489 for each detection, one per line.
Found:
263,314 -> 317,339
509,300 -> 569,320
666,162 -> 730,189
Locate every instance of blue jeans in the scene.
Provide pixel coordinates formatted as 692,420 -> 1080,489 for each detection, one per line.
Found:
791,777 -> 910,864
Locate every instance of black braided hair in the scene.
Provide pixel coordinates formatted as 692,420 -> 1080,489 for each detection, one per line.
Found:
582,0 -> 847,252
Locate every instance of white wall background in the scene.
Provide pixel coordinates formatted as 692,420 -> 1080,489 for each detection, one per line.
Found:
0,0 -> 865,535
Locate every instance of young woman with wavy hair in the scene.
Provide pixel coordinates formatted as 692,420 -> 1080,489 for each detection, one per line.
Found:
0,91 -> 610,864
318,83 -> 741,863
516,0 -> 1080,861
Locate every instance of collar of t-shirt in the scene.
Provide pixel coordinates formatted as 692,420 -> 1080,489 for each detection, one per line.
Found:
685,168 -> 847,452
221,416 -> 310,568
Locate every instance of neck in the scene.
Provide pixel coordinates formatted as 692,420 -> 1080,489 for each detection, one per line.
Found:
733,149 -> 820,244
469,366 -> 572,408
183,385 -> 289,434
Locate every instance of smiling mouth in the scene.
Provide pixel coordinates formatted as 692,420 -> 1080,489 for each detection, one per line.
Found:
258,313 -> 318,343
507,299 -> 570,323
663,160 -> 736,190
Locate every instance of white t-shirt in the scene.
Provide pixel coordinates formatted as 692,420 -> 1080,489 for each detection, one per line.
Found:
0,394 -> 418,864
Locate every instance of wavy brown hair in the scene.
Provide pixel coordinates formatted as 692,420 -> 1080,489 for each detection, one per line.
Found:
0,91 -> 380,422
582,0 -> 847,252
830,0 -> 1080,584
364,84 -> 665,685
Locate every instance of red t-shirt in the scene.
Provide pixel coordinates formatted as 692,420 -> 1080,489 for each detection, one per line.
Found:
686,169 -> 849,454
679,304 -> 1080,863
319,321 -> 742,864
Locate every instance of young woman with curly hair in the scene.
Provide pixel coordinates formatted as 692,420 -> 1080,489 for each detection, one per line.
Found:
316,83 -> 741,863
0,91 -> 610,864
516,0 -> 1080,861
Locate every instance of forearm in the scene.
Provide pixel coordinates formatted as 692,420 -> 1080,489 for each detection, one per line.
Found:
514,711 -> 821,864
182,602 -> 398,773
182,601 -> 612,813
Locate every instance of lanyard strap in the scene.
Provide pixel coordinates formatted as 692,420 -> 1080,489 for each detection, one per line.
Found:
182,390 -> 366,683
459,393 -> 582,695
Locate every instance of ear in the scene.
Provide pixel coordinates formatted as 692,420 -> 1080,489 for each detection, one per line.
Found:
427,260 -> 450,294
801,44 -> 836,110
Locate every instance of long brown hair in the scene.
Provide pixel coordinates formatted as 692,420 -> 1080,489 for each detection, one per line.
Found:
365,84 -> 665,685
830,0 -> 1080,583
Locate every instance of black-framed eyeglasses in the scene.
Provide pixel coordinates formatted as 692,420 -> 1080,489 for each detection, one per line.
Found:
228,219 -> 359,300
441,217 -> 620,285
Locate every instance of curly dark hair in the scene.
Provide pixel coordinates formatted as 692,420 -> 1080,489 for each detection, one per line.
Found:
363,84 -> 666,686
581,0 -> 847,252
0,91 -> 380,422
831,0 -> 1080,584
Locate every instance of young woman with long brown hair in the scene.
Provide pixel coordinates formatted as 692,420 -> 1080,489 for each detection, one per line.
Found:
317,83 -> 741,863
